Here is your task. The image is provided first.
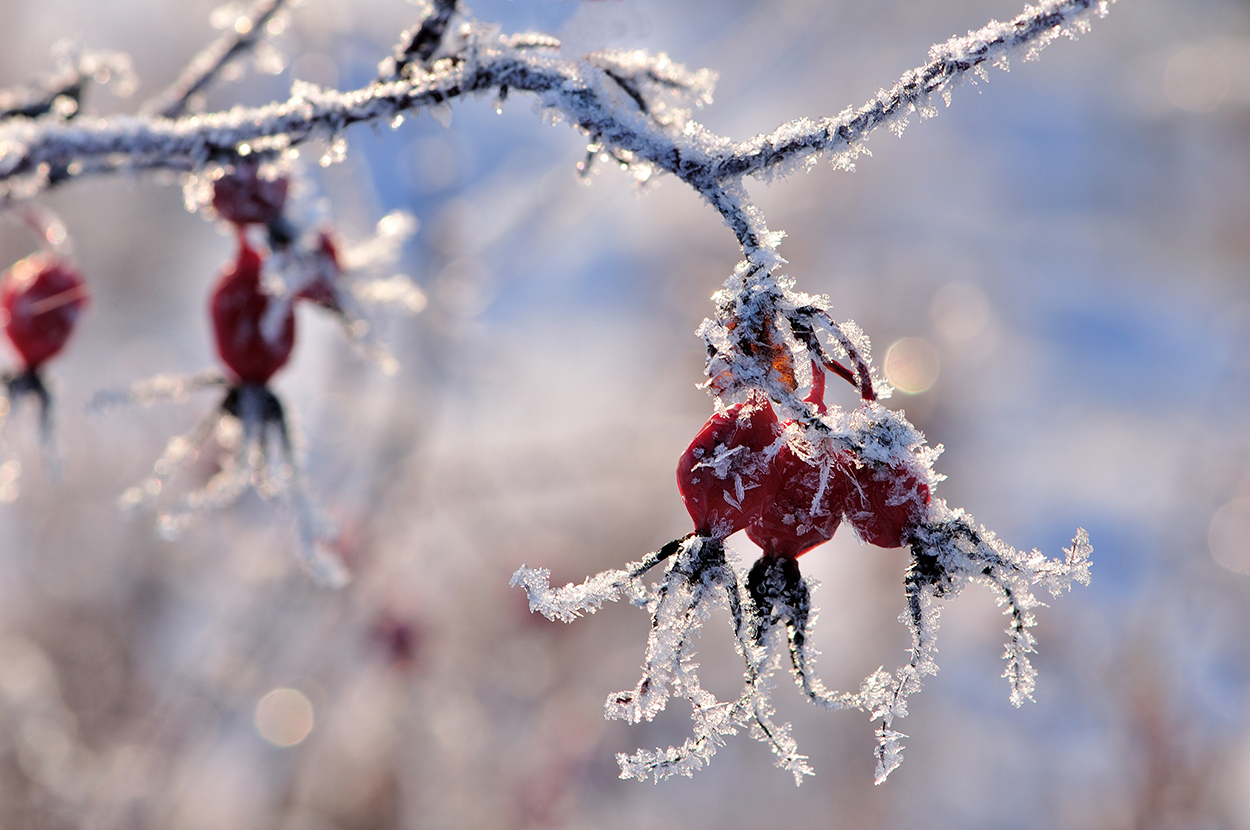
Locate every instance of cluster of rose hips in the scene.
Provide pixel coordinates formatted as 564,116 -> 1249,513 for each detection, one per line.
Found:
675,360 -> 930,595
0,163 -> 373,583
111,162 -> 361,583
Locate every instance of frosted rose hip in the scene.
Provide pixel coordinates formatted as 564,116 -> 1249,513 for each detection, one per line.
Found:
747,443 -> 852,558
212,165 -> 289,226
676,395 -> 780,538
843,462 -> 929,548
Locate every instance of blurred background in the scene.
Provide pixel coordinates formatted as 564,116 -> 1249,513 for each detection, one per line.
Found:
0,0 -> 1248,826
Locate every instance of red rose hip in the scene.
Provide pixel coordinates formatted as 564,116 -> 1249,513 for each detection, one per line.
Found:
676,395 -> 781,538
843,462 -> 929,548
1,252 -> 88,370
747,443 -> 852,558
212,164 -> 289,226
211,236 -> 295,384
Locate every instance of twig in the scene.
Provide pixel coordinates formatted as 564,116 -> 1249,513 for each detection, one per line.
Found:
380,0 -> 459,81
143,0 -> 289,118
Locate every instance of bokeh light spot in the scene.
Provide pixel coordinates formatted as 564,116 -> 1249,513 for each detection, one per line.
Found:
1208,498 -> 1250,574
1165,47 -> 1228,113
255,688 -> 314,747
884,337 -> 940,394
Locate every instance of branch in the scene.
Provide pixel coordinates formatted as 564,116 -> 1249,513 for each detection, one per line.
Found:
0,75 -> 84,123
0,44 -> 668,194
0,0 -> 1111,258
0,49 -> 134,123
379,0 -> 459,81
715,0 -> 1112,183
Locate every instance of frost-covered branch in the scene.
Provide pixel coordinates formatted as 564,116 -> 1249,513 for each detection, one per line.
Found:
715,0 -> 1112,185
379,0 -> 459,81
0,0 -> 1111,258
510,535 -> 686,623
0,48 -> 134,123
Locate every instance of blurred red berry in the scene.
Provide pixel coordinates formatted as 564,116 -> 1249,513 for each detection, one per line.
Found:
210,236 -> 295,384
212,164 -> 289,226
0,252 -> 88,370
676,395 -> 781,538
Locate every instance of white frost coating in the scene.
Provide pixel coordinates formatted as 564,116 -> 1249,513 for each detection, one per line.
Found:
509,564 -> 648,623
584,49 -> 716,133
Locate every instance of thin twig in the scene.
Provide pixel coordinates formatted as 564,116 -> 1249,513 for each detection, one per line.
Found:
143,0 -> 288,118
381,0 -> 459,81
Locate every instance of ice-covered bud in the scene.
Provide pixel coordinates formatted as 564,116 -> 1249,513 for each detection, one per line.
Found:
676,394 -> 780,538
1,252 -> 88,370
210,236 -> 294,384
211,163 -> 289,226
